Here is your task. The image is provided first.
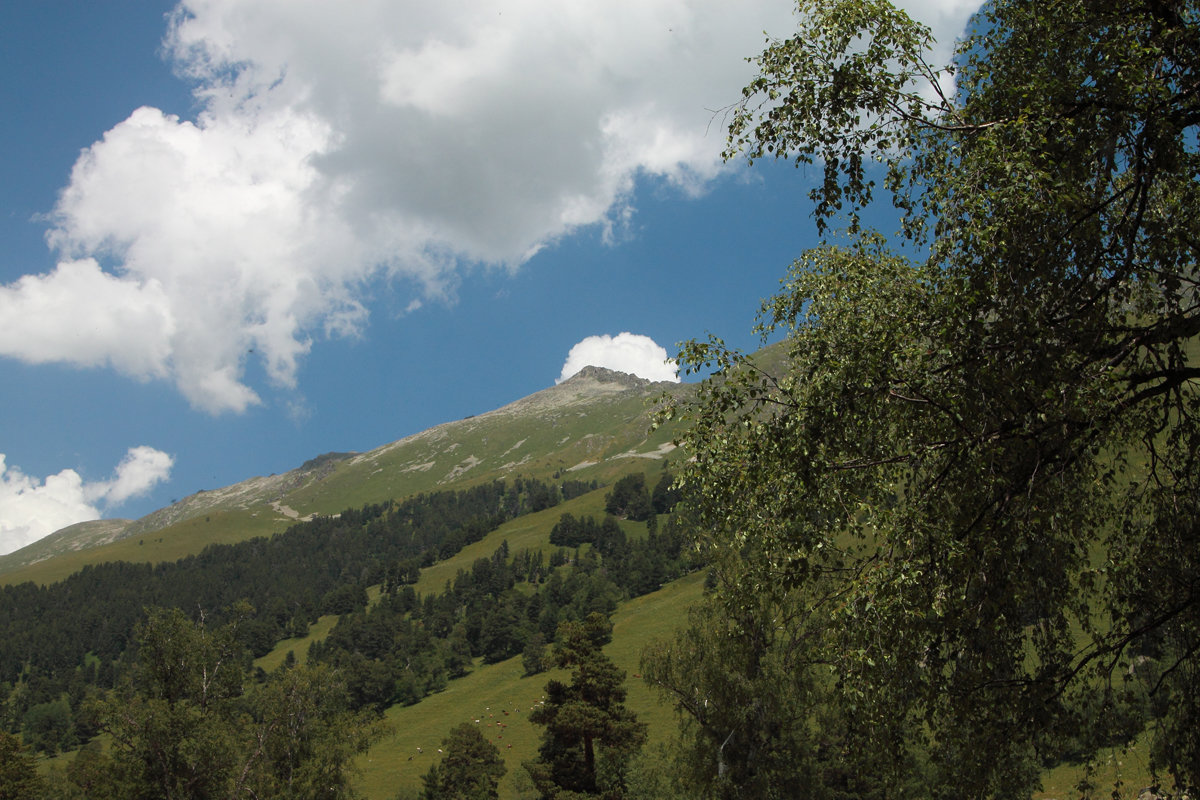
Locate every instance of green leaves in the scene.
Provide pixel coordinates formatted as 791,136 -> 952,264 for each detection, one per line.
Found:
725,0 -> 943,232
91,606 -> 386,800
655,0 -> 1200,795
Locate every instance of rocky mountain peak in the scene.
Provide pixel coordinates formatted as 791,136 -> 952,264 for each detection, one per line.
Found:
561,365 -> 654,388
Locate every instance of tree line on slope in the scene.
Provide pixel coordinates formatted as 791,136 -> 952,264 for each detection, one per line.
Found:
0,468 -> 682,799
0,476 -> 598,756
1,606 -> 387,799
306,505 -> 692,711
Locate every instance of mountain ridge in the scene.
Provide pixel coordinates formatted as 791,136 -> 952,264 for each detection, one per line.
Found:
0,365 -> 689,579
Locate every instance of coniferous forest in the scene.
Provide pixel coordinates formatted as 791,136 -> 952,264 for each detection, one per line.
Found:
0,474 -> 691,798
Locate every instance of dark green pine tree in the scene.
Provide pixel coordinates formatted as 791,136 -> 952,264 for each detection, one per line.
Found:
650,470 -> 679,515
0,731 -> 47,800
525,613 -> 646,799
604,474 -> 652,522
421,722 -> 506,800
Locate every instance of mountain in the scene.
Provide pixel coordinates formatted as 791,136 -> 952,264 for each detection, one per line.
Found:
0,365 -> 692,582
0,519 -> 133,575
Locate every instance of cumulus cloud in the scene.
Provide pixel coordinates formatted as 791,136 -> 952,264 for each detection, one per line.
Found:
98,446 -> 177,505
0,258 -> 174,378
558,332 -> 679,384
0,447 -> 174,556
0,0 -> 981,413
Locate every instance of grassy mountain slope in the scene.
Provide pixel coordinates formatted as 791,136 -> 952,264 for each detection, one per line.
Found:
237,475 -> 693,798
357,572 -> 705,800
0,366 -> 689,585
4,348 -> 785,795
0,509 -> 287,587
0,519 -> 132,576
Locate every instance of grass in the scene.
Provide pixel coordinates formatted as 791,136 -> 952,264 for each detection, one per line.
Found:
253,613 -> 341,672
1033,734 -> 1161,800
353,571 -> 706,800
0,509 -> 289,587
275,389 -> 683,519
232,476 -> 693,800
411,485 -> 648,597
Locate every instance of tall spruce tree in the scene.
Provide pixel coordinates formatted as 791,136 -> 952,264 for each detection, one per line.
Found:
526,614 -> 646,799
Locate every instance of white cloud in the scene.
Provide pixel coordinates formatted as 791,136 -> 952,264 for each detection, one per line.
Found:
558,332 -> 679,384
0,447 -> 174,556
95,446 -> 177,506
0,0 -> 981,413
0,258 -> 174,378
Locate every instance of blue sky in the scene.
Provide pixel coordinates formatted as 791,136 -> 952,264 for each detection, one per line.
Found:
0,0 -> 978,555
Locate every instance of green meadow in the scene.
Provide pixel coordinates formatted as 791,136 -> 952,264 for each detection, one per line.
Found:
354,571 -> 705,800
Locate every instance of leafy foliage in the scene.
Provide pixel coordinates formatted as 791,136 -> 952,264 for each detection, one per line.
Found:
85,606 -> 386,800
652,0 -> 1200,796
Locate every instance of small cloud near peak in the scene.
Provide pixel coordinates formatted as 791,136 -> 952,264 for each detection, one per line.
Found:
557,332 -> 678,384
